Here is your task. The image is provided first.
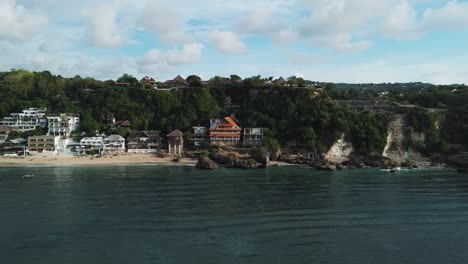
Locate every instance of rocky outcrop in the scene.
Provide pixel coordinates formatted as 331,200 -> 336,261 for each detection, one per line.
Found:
250,149 -> 270,168
447,154 -> 468,168
236,159 -> 263,169
325,134 -> 353,164
196,156 -> 219,170
316,164 -> 337,171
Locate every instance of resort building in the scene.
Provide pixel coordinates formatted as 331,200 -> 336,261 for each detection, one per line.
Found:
0,108 -> 47,132
140,76 -> 158,89
47,114 -> 80,138
209,117 -> 242,146
243,128 -> 265,146
193,127 -> 208,147
2,138 -> 27,155
80,137 -> 104,153
127,130 -> 161,153
167,129 -> 184,155
27,135 -> 60,155
164,75 -> 189,89
0,125 -> 13,144
103,135 -> 126,154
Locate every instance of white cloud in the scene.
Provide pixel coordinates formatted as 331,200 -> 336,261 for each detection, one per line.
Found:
209,31 -> 247,54
423,1 -> 468,30
312,33 -> 373,53
84,3 -> 126,48
0,0 -> 47,42
381,1 -> 421,40
235,8 -> 281,35
138,43 -> 204,73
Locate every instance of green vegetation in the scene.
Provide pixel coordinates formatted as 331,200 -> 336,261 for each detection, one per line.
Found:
1,69 -> 466,156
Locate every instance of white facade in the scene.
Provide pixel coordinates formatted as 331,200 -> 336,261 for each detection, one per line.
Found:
47,114 -> 80,138
103,135 -> 126,154
0,108 -> 47,132
80,137 -> 104,152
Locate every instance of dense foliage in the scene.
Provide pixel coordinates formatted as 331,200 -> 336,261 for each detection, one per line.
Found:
1,69 -> 466,155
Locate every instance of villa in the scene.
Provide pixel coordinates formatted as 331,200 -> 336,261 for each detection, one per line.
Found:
103,135 -> 126,154
80,137 -> 104,153
27,135 -> 60,155
167,129 -> 184,155
127,130 -> 161,153
209,117 -> 242,146
193,126 -> 208,147
47,114 -> 80,138
243,128 -> 265,146
0,108 -> 47,132
0,125 -> 13,144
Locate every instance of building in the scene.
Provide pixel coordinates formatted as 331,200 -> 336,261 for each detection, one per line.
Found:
0,125 -> 13,144
0,108 -> 47,132
193,127 -> 208,147
164,75 -> 189,89
167,129 -> 184,155
127,130 -> 161,153
47,114 -> 80,138
27,135 -> 60,155
103,135 -> 126,154
209,117 -> 242,146
56,138 -> 73,155
2,138 -> 27,155
243,128 -> 265,146
140,76 -> 158,89
111,120 -> 132,130
80,137 -> 104,153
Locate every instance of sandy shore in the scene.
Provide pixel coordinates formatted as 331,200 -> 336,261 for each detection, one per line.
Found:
0,154 -> 197,167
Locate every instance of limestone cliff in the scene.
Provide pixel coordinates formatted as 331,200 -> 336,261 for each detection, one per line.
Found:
325,134 -> 354,164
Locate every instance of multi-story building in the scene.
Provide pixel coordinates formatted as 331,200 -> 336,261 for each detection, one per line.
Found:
193,127 -> 207,147
80,137 -> 104,152
209,117 -> 242,146
127,131 -> 161,153
103,135 -> 126,154
0,125 -> 13,144
0,108 -> 47,132
27,135 -> 60,154
243,128 -> 265,146
47,114 -> 80,137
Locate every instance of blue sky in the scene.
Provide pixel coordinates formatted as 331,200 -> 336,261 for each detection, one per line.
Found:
1,0 -> 468,84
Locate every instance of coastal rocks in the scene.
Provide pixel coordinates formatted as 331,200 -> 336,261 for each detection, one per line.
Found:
250,149 -> 269,168
316,164 -> 337,171
325,134 -> 354,164
349,154 -> 398,168
196,156 -> 219,170
447,154 -> 468,169
236,159 -> 263,169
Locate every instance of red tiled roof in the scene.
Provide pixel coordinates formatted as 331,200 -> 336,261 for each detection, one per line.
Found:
224,117 -> 239,127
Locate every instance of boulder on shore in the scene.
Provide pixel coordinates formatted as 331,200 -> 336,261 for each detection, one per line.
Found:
447,154 -> 468,169
315,163 -> 337,171
236,159 -> 263,169
196,156 -> 219,170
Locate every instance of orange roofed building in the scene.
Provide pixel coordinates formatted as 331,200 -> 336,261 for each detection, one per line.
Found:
209,117 -> 241,146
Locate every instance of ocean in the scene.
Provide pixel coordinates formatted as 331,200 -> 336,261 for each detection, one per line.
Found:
0,165 -> 467,263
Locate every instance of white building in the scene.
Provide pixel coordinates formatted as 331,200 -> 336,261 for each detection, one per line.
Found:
103,135 -> 126,154
80,137 -> 104,153
47,114 -> 80,138
0,108 -> 47,132
243,128 -> 265,146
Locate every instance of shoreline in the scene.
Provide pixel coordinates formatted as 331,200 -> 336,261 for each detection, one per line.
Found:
0,154 -> 197,167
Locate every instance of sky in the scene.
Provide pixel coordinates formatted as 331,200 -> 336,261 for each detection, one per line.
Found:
1,0 -> 468,84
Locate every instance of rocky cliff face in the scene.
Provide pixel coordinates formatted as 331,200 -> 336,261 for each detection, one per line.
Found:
325,134 -> 354,164
382,114 -> 430,165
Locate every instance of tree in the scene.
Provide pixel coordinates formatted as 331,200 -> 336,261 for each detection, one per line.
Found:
187,75 -> 202,87
230,75 -> 242,81
117,74 -> 139,87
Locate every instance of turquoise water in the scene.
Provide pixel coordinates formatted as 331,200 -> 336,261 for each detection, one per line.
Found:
1,166 -> 467,263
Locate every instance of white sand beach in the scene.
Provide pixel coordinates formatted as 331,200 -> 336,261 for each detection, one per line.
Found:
0,154 -> 197,167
